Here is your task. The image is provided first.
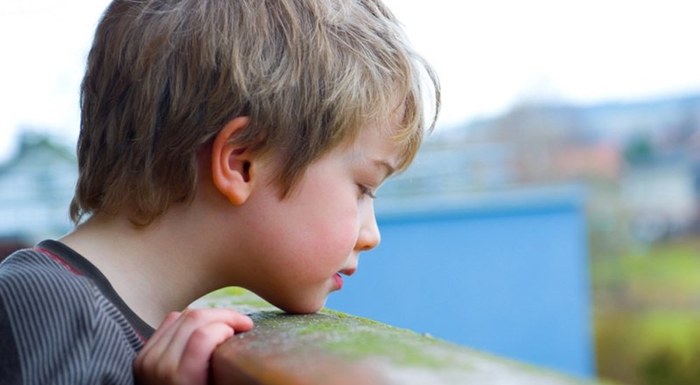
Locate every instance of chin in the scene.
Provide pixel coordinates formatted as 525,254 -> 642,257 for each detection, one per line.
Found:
272,296 -> 327,315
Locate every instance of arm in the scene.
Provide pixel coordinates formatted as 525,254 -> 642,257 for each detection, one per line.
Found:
133,308 -> 253,385
0,295 -> 22,384
0,252 -> 143,385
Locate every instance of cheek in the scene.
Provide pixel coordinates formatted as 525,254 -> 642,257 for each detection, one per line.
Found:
251,195 -> 359,270
294,180 -> 360,259
311,215 -> 358,257
293,199 -> 358,262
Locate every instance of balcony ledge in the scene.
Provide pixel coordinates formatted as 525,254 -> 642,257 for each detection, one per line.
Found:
196,288 -> 608,385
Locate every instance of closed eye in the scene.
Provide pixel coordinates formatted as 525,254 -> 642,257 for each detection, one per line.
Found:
358,184 -> 376,199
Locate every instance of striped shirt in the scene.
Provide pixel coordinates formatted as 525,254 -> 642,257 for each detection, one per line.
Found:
0,240 -> 155,385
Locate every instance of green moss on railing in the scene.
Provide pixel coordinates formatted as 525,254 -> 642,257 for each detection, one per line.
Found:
196,288 -> 612,385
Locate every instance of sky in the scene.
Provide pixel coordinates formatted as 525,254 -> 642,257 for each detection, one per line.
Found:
2,0 -> 700,160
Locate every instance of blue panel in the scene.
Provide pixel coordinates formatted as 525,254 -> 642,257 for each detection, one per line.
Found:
326,194 -> 594,378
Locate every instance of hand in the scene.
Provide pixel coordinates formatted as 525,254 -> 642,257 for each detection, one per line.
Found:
134,308 -> 254,385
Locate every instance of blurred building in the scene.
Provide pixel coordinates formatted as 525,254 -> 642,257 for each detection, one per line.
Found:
380,136 -> 516,200
622,162 -> 698,242
387,93 -> 700,245
0,133 -> 77,255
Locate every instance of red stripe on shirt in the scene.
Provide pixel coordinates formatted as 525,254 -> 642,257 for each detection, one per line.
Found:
33,246 -> 82,276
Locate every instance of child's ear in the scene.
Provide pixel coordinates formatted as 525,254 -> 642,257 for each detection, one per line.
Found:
211,117 -> 255,205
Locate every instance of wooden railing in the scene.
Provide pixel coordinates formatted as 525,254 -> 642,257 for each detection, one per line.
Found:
195,288 -> 608,385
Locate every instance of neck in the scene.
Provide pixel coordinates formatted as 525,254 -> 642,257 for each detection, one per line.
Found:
60,204 -> 238,328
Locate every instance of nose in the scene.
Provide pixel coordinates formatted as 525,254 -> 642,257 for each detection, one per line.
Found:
356,202 -> 380,251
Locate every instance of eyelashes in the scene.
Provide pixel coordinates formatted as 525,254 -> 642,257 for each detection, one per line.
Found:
358,184 -> 376,199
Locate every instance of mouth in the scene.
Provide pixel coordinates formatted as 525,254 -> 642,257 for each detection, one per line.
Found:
332,267 -> 357,291
333,273 -> 344,290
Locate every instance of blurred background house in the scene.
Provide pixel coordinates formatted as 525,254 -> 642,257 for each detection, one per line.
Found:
0,132 -> 76,256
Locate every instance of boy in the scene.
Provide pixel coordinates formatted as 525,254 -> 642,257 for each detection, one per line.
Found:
0,0 -> 439,384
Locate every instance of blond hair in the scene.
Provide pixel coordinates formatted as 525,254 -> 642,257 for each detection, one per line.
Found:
71,0 -> 440,225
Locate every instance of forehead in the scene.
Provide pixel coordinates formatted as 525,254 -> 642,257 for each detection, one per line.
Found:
348,116 -> 408,170
357,106 -> 422,173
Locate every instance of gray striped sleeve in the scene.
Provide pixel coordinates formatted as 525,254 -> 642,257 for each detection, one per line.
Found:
0,250 -> 144,385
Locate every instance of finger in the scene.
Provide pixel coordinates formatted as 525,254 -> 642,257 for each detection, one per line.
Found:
151,311 -> 183,341
136,311 -> 182,364
134,308 -> 252,384
179,308 -> 253,333
225,309 -> 254,331
176,322 -> 237,385
160,308 -> 253,367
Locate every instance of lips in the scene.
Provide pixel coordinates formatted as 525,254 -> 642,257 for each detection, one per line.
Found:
333,273 -> 344,290
332,266 -> 357,291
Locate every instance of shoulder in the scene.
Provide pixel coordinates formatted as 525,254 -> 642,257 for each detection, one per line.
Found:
0,248 -> 141,384
0,248 -> 101,345
1,248 -> 147,344
0,248 -> 96,312
0,247 -> 143,338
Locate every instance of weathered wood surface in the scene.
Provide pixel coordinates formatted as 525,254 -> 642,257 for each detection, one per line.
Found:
196,288 -> 609,385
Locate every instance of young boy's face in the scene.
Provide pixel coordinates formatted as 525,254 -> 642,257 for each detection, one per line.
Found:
236,119 -> 402,313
